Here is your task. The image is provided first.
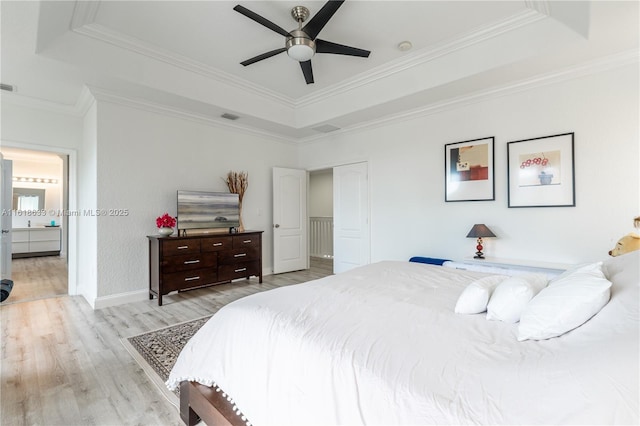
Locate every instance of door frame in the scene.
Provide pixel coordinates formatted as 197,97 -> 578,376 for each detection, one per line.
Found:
1,156 -> 12,281
1,141 -> 78,296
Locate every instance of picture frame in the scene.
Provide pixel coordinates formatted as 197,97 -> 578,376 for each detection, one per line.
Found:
507,132 -> 575,208
444,137 -> 495,202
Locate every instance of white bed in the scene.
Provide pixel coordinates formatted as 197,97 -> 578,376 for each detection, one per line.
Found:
167,252 -> 639,425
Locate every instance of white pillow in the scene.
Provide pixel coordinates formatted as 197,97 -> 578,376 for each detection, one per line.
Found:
518,262 -> 611,341
455,275 -> 509,314
486,273 -> 548,323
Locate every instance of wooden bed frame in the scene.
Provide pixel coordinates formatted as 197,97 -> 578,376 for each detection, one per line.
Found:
180,381 -> 247,426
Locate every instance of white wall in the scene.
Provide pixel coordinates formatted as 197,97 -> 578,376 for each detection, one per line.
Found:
91,100 -> 298,302
309,170 -> 333,217
298,64 -> 640,265
1,103 -> 83,150
77,101 -> 98,305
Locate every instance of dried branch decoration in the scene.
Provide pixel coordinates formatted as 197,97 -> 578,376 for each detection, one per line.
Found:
224,171 -> 248,201
224,171 -> 248,231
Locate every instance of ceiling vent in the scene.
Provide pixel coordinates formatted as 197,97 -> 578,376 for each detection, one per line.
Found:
221,113 -> 240,121
0,83 -> 16,92
312,124 -> 341,133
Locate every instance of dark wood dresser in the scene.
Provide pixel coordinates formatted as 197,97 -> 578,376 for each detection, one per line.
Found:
148,230 -> 263,306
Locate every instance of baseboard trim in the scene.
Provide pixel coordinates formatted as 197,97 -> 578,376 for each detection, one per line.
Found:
93,289 -> 149,309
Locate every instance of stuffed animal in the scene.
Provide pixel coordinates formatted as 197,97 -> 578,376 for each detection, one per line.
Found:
609,233 -> 640,256
609,216 -> 640,256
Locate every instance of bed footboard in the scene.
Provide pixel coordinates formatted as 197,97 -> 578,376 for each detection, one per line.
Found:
180,381 -> 246,426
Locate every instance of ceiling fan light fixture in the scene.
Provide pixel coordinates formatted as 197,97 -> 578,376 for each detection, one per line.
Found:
287,43 -> 315,61
286,31 -> 316,62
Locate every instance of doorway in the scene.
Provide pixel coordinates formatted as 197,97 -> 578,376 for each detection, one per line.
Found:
309,162 -> 370,274
273,163 -> 370,276
309,168 -> 334,266
1,147 -> 69,304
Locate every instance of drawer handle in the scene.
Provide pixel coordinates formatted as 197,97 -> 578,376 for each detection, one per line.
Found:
184,260 -> 200,264
212,243 -> 223,246
235,268 -> 247,273
234,253 -> 247,257
184,276 -> 200,281
243,240 -> 252,244
177,245 -> 189,250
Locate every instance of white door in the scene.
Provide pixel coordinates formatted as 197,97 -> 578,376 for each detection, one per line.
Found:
1,157 -> 12,280
333,162 -> 369,274
272,167 -> 308,274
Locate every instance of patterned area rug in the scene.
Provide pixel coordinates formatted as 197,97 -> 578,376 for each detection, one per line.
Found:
122,315 -> 211,406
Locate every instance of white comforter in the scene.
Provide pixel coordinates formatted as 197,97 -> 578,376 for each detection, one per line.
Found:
167,258 -> 639,425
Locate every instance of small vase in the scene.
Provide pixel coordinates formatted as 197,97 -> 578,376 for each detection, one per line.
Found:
158,227 -> 174,237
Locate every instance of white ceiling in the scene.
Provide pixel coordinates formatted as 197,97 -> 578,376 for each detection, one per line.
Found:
1,1 -> 638,141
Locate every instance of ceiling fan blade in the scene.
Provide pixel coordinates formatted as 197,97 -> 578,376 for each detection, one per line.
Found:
315,39 -> 370,57
302,0 -> 345,40
233,5 -> 290,37
240,48 -> 287,66
300,60 -> 314,84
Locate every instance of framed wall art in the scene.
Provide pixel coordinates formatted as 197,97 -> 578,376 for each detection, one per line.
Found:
507,132 -> 575,208
444,137 -> 495,202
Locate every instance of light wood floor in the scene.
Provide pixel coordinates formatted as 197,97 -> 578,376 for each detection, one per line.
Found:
1,257 -> 333,426
5,256 -> 68,305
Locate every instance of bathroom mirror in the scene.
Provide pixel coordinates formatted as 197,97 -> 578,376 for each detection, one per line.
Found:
12,188 -> 45,211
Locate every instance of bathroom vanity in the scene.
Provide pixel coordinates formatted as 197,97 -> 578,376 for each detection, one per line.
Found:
12,227 -> 61,258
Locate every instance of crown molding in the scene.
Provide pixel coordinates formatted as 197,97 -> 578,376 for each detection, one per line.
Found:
84,85 -> 298,146
0,91 -> 80,116
71,23 -> 298,109
70,0 -> 101,30
524,1 -> 552,17
75,85 -> 96,116
298,49 -> 640,145
294,8 -> 546,108
4,48 -> 636,145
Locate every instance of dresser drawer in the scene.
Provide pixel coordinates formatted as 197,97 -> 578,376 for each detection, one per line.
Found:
218,261 -> 260,282
161,239 -> 201,256
162,252 -> 217,274
201,236 -> 233,252
162,269 -> 218,293
232,234 -> 260,250
218,247 -> 259,264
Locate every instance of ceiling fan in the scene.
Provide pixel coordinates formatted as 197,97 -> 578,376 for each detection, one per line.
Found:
233,0 -> 370,85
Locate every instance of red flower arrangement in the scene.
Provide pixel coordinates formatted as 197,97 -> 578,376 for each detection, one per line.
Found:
156,213 -> 176,229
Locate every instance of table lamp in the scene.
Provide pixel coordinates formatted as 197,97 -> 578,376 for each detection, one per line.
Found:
466,224 -> 496,259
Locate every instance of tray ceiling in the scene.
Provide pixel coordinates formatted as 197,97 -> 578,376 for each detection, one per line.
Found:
1,1 -> 638,141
